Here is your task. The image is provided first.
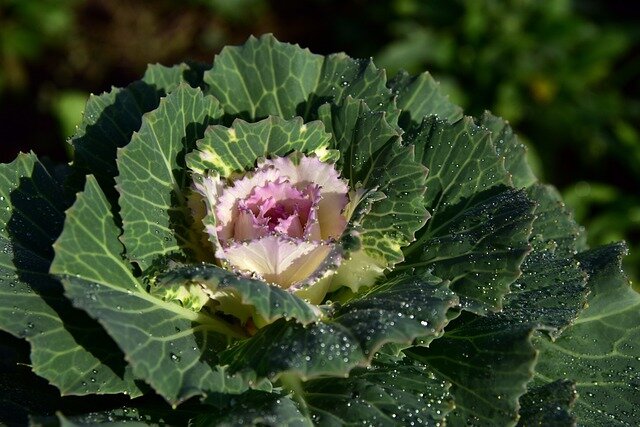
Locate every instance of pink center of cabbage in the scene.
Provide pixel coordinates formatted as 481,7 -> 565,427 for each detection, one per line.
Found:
227,180 -> 320,242
194,153 -> 350,293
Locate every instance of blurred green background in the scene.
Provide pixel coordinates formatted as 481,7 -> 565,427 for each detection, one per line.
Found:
1,0 -> 638,283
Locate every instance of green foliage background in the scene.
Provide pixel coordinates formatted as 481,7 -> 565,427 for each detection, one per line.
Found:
2,0 -> 637,284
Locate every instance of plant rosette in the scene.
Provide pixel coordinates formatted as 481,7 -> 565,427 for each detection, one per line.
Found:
1,35 -> 638,426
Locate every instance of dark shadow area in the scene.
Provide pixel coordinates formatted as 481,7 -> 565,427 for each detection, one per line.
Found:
183,61 -> 212,91
0,92 -> 67,164
0,330 -> 141,425
0,331 -> 56,426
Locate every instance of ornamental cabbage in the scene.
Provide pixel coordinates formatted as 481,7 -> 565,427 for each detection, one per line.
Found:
0,35 -> 638,426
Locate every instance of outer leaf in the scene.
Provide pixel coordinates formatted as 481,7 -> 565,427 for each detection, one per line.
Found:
0,153 -> 142,396
205,34 -> 324,121
433,184 -> 589,424
406,314 -> 539,427
410,115 -> 511,219
331,272 -> 458,354
503,251 -> 587,336
220,319 -> 363,381
204,34 -> 393,122
476,111 -> 536,189
318,98 -> 429,268
308,52 -> 394,121
304,356 -> 454,426
158,264 -> 321,325
221,273 -> 457,380
402,187 -> 535,315
525,184 -> 586,257
517,380 -> 577,427
501,185 -> 589,337
389,70 -> 463,128
51,176 -> 252,405
425,184 -> 589,335
186,116 -> 331,177
533,243 -> 640,426
116,85 -> 222,271
194,391 -> 312,427
401,115 -> 528,314
51,176 -> 144,289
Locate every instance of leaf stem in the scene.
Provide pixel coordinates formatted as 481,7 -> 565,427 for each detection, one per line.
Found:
196,312 -> 249,340
279,372 -> 311,419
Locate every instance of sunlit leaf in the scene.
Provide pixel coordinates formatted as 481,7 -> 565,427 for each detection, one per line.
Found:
51,176 -> 255,405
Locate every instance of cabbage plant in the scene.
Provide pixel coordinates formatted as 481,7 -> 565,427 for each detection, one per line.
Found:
1,35 -> 638,426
